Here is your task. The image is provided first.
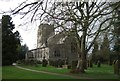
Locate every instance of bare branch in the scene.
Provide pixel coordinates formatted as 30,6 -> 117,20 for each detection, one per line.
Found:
13,1 -> 39,14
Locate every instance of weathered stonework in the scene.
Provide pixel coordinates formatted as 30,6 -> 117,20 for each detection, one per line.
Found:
26,24 -> 79,64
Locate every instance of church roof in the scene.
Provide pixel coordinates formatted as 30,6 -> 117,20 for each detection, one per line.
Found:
47,32 -> 68,45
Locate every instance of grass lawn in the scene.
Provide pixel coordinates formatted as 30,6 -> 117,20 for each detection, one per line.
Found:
20,64 -> 70,74
76,64 -> 119,79
2,64 -> 120,79
2,66 -> 75,79
0,66 -> 2,79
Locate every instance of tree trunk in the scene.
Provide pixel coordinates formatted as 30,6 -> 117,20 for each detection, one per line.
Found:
76,29 -> 87,73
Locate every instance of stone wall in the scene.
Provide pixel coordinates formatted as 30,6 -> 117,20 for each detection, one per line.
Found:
26,24 -> 80,65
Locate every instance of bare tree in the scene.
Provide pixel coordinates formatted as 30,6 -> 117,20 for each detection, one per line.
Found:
12,1 -> 120,73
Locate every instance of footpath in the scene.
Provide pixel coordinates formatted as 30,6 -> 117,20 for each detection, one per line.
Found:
15,65 -> 84,79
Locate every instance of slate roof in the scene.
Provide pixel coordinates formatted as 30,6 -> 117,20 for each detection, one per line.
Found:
47,32 -> 68,45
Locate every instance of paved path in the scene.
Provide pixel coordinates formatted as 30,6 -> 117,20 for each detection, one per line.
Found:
14,65 -> 88,79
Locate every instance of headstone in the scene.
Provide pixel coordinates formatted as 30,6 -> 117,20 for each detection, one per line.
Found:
114,60 -> 119,74
62,65 -> 68,68
97,60 -> 101,67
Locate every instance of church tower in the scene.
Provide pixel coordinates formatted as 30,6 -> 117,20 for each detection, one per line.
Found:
37,24 -> 54,48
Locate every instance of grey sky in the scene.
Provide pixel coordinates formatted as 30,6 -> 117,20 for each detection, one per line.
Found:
0,0 -> 119,50
0,0 -> 38,50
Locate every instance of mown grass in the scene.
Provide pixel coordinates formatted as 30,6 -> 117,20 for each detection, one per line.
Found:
0,66 -> 2,79
78,64 -> 119,79
2,66 -> 74,79
20,64 -> 119,79
20,64 -> 70,74
2,64 -> 119,79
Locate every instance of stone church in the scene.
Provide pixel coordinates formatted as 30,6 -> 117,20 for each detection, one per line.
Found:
26,24 -> 78,64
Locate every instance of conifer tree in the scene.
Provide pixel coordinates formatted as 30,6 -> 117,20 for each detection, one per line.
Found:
2,15 -> 21,65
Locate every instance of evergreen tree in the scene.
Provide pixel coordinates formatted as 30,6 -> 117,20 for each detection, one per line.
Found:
18,44 -> 29,60
100,33 -> 110,63
92,41 -> 99,63
2,15 -> 21,65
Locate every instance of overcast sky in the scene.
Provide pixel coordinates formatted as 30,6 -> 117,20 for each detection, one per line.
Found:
0,0 -> 38,50
0,0 -> 119,50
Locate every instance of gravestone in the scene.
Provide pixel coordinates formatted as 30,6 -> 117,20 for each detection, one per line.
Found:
97,60 -> 101,67
114,60 -> 119,74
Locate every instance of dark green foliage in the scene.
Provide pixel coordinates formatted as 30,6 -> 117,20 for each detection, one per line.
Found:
49,59 -> 64,68
49,60 -> 57,67
57,59 -> 64,68
48,60 -> 54,66
17,59 -> 38,66
92,34 -> 111,64
36,60 -> 42,64
2,15 -> 21,65
42,57 -> 48,67
67,65 -> 71,69
71,60 -> 77,70
18,44 -> 28,60
88,60 -> 93,68
92,41 -> 99,63
54,61 -> 58,67
100,33 -> 110,63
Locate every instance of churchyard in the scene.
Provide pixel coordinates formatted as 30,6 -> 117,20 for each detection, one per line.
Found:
2,63 -> 119,80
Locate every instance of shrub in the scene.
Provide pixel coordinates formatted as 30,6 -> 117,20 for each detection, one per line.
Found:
67,65 -> 71,69
89,60 -> 93,68
37,61 -> 42,64
58,59 -> 64,68
42,59 -> 48,67
53,60 -> 58,67
71,60 -> 78,70
49,60 -> 54,66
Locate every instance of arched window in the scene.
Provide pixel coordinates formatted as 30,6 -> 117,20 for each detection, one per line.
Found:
54,49 -> 60,57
